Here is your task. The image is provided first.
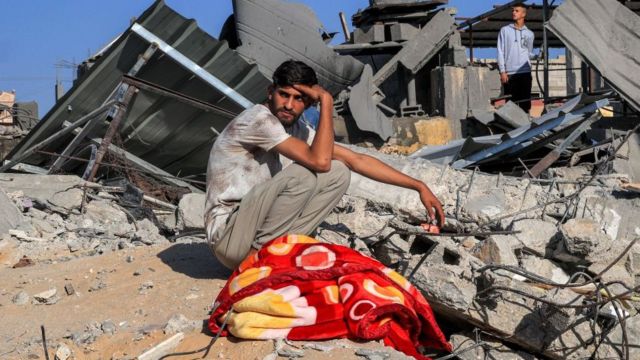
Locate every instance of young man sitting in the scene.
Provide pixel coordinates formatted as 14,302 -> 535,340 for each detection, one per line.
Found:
205,60 -> 444,269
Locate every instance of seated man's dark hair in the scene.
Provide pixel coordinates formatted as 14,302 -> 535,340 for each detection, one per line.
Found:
272,60 -> 318,88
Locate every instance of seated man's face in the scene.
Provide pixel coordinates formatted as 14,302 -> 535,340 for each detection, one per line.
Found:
268,85 -> 309,127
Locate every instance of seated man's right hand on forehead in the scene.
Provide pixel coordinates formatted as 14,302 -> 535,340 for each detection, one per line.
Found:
292,84 -> 332,104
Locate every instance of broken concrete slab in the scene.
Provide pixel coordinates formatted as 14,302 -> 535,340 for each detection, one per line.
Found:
55,344 -> 72,360
163,314 -> 199,335
577,195 -> 640,242
430,66 -> 496,138
557,218 -> 612,263
348,65 -> 394,139
373,10 -> 455,87
0,174 -> 89,206
472,237 -> 518,266
548,0 -> 640,112
345,144 -> 549,223
231,0 -> 364,95
353,24 -> 385,44
509,219 -> 559,257
495,101 -> 530,129
389,23 -> 418,42
49,188 -> 84,211
0,187 -> 24,237
520,256 -> 569,284
134,219 -> 166,245
33,288 -> 59,305
177,193 -> 205,230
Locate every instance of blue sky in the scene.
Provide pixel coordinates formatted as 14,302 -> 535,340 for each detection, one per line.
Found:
1,0 -> 554,116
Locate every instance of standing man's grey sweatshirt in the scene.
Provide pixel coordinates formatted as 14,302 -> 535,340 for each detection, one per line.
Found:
497,24 -> 535,75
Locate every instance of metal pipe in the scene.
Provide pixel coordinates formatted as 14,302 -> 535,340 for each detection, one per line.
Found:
121,75 -> 237,118
542,0 -> 550,106
469,23 -> 474,63
85,86 -> 137,183
131,23 -> 253,110
339,12 -> 351,43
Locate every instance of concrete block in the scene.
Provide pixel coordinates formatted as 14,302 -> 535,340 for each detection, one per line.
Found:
0,187 -> 24,237
389,22 -> 418,42
510,219 -> 559,256
178,193 -> 205,230
520,256 -> 569,284
353,24 -> 385,44
429,66 -> 494,137
0,174 -> 87,205
444,45 -> 468,67
556,218 -> 611,263
472,237 -> 518,266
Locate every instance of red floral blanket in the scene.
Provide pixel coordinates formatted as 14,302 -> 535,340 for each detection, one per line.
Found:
209,234 -> 451,359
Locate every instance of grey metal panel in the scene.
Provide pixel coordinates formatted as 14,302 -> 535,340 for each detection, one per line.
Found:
451,99 -> 609,169
353,0 -> 447,27
409,135 -> 501,165
6,0 -> 271,180
547,0 -> 640,112
232,0 -> 364,96
347,65 -> 394,139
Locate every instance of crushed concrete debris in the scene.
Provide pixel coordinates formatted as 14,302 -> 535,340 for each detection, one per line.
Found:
101,320 -> 117,335
54,344 -> 72,360
33,288 -> 59,305
177,193 -> 205,230
64,283 -> 75,296
163,313 -> 199,335
2,0 -> 640,358
12,290 -> 29,305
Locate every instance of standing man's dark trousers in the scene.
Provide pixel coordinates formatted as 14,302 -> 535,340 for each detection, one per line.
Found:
504,72 -> 532,113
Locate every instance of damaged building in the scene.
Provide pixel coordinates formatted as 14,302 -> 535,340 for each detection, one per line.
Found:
1,0 -> 640,358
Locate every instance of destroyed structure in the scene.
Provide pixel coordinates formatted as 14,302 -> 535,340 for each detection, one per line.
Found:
2,0 -> 640,358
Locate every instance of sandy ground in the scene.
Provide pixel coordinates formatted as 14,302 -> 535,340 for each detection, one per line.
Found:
0,238 -> 404,360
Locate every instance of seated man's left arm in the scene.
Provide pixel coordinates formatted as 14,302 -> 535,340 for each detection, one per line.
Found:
333,144 -> 444,225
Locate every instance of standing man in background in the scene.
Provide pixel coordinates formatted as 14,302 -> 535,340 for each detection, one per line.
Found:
497,3 -> 536,114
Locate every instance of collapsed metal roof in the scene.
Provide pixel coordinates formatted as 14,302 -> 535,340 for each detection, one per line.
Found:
547,0 -> 640,112
6,0 -> 271,182
352,0 -> 448,27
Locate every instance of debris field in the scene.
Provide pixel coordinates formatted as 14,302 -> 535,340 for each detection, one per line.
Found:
2,0 -> 640,359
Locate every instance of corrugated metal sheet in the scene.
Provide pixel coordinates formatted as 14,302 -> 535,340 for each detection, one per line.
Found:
7,0 -> 271,178
547,0 -> 640,112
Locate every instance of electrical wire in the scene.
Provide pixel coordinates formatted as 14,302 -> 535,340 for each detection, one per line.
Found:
476,119 -> 640,228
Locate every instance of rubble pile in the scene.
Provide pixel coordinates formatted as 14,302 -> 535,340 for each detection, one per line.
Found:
314,149 -> 640,359
0,173 -> 201,266
2,0 -> 640,358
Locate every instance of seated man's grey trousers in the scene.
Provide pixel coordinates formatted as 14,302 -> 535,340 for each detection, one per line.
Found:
213,160 -> 351,269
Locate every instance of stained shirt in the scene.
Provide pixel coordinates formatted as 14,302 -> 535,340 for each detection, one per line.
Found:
204,104 -> 315,246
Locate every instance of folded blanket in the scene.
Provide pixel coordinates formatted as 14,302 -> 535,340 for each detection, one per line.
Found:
209,234 -> 451,359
